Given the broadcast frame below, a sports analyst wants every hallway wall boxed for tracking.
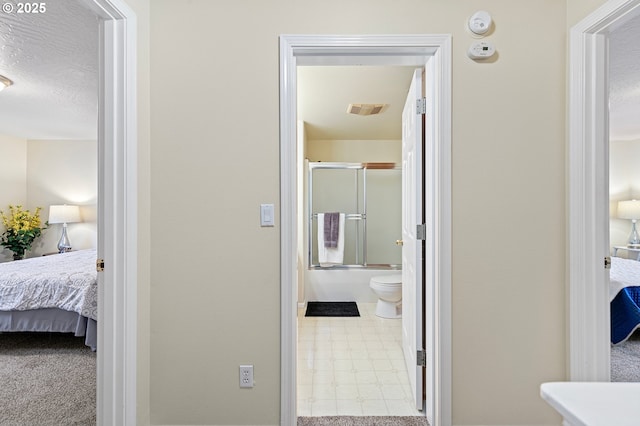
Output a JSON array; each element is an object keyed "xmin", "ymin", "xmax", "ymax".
[{"xmin": 149, "ymin": 1, "xmax": 568, "ymax": 424}]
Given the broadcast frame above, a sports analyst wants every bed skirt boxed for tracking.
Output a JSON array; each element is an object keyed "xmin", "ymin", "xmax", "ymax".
[{"xmin": 0, "ymin": 308, "xmax": 97, "ymax": 351}]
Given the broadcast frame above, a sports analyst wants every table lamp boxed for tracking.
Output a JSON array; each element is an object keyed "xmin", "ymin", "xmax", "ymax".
[
  {"xmin": 618, "ymin": 200, "xmax": 640, "ymax": 247},
  {"xmin": 48, "ymin": 205, "xmax": 81, "ymax": 253}
]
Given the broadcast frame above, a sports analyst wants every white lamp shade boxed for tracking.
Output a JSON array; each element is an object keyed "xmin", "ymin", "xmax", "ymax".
[
  {"xmin": 48, "ymin": 205, "xmax": 81, "ymax": 224},
  {"xmin": 618, "ymin": 200, "xmax": 640, "ymax": 220}
]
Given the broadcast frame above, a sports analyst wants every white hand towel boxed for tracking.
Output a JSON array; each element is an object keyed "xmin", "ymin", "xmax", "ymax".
[{"xmin": 317, "ymin": 213, "xmax": 345, "ymax": 267}]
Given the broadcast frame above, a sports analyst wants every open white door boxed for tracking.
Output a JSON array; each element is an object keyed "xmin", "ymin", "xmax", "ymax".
[{"xmin": 402, "ymin": 67, "xmax": 426, "ymax": 414}]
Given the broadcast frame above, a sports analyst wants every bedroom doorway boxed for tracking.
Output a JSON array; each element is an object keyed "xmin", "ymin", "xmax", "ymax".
[
  {"xmin": 279, "ymin": 35, "xmax": 452, "ymax": 426},
  {"xmin": 86, "ymin": 0, "xmax": 139, "ymax": 424},
  {"xmin": 568, "ymin": 0, "xmax": 640, "ymax": 382},
  {"xmin": 0, "ymin": 0, "xmax": 137, "ymax": 422}
]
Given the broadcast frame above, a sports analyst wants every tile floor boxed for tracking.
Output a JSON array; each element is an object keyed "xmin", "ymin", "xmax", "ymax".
[{"xmin": 297, "ymin": 302, "xmax": 423, "ymax": 417}]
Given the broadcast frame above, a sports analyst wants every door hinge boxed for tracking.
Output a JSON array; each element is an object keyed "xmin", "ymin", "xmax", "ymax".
[
  {"xmin": 604, "ymin": 256, "xmax": 612, "ymax": 270},
  {"xmin": 96, "ymin": 258, "xmax": 105, "ymax": 272},
  {"xmin": 417, "ymin": 349, "xmax": 426, "ymax": 367},
  {"xmin": 416, "ymin": 98, "xmax": 427, "ymax": 115},
  {"xmin": 416, "ymin": 224, "xmax": 426, "ymax": 240}
]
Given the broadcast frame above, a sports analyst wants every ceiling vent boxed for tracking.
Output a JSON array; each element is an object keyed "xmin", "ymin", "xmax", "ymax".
[{"xmin": 347, "ymin": 103, "xmax": 388, "ymax": 116}]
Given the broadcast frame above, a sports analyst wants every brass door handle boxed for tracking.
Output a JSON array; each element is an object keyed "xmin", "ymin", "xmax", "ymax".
[{"xmin": 396, "ymin": 240, "xmax": 403, "ymax": 246}]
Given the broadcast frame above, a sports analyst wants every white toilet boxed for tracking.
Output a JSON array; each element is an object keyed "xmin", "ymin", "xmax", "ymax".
[{"xmin": 369, "ymin": 274, "xmax": 402, "ymax": 319}]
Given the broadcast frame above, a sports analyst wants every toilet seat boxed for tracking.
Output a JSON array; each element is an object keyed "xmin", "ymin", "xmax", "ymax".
[{"xmin": 370, "ymin": 274, "xmax": 402, "ymax": 285}]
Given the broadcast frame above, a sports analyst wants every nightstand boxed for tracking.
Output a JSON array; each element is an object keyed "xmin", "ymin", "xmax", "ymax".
[
  {"xmin": 612, "ymin": 246, "xmax": 640, "ymax": 261},
  {"xmin": 41, "ymin": 251, "xmax": 73, "ymax": 256}
]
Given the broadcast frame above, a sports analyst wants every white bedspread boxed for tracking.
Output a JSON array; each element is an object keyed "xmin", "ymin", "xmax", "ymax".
[
  {"xmin": 0, "ymin": 249, "xmax": 97, "ymax": 320},
  {"xmin": 610, "ymin": 256, "xmax": 640, "ymax": 301}
]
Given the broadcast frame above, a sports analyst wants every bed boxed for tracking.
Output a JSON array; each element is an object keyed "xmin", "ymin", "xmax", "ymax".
[
  {"xmin": 610, "ymin": 256, "xmax": 640, "ymax": 344},
  {"xmin": 0, "ymin": 249, "xmax": 98, "ymax": 350}
]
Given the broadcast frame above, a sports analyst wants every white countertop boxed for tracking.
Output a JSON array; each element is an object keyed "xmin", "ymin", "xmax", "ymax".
[{"xmin": 541, "ymin": 382, "xmax": 640, "ymax": 426}]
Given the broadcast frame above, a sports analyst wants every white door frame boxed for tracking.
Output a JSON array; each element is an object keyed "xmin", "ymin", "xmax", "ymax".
[
  {"xmin": 279, "ymin": 34, "xmax": 452, "ymax": 426},
  {"xmin": 85, "ymin": 0, "xmax": 138, "ymax": 424},
  {"xmin": 569, "ymin": 0, "xmax": 640, "ymax": 381}
]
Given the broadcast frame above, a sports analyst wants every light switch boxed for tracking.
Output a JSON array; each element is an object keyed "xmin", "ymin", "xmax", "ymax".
[{"xmin": 260, "ymin": 204, "xmax": 274, "ymax": 227}]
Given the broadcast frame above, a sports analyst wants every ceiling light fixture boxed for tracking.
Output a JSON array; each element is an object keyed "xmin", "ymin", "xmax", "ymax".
[{"xmin": 0, "ymin": 74, "xmax": 14, "ymax": 92}]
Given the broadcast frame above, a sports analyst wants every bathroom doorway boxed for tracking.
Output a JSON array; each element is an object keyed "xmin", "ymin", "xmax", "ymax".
[
  {"xmin": 279, "ymin": 35, "xmax": 452, "ymax": 426},
  {"xmin": 297, "ymin": 64, "xmax": 423, "ymax": 419}
]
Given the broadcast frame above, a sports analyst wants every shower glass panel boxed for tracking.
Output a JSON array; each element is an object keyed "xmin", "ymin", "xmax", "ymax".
[
  {"xmin": 308, "ymin": 162, "xmax": 401, "ymax": 269},
  {"xmin": 365, "ymin": 168, "xmax": 402, "ymax": 265}
]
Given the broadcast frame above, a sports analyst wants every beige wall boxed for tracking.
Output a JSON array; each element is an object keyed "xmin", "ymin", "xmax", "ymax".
[
  {"xmin": 0, "ymin": 135, "xmax": 27, "ymax": 208},
  {"xmin": 307, "ymin": 139, "xmax": 401, "ymax": 163},
  {"xmin": 149, "ymin": 1, "xmax": 571, "ymax": 425},
  {"xmin": 567, "ymin": 0, "xmax": 609, "ymax": 27},
  {"xmin": 0, "ymin": 134, "xmax": 27, "ymax": 262},
  {"xmin": 609, "ymin": 140, "xmax": 640, "ymax": 252},
  {"xmin": 26, "ymin": 140, "xmax": 97, "ymax": 256},
  {"xmin": 0, "ymin": 137, "xmax": 96, "ymax": 260}
]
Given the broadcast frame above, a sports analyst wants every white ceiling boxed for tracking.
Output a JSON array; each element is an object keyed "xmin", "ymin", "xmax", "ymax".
[
  {"xmin": 609, "ymin": 14, "xmax": 640, "ymax": 141},
  {"xmin": 298, "ymin": 66, "xmax": 416, "ymax": 141},
  {"xmin": 0, "ymin": 7, "xmax": 638, "ymax": 142},
  {"xmin": 0, "ymin": 0, "xmax": 98, "ymax": 140}
]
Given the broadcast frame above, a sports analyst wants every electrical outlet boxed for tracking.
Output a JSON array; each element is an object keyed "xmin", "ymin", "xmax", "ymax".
[{"xmin": 239, "ymin": 365, "xmax": 254, "ymax": 388}]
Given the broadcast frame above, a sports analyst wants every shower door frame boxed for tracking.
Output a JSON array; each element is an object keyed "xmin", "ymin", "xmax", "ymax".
[
  {"xmin": 279, "ymin": 34, "xmax": 452, "ymax": 426},
  {"xmin": 308, "ymin": 161, "xmax": 403, "ymax": 269}
]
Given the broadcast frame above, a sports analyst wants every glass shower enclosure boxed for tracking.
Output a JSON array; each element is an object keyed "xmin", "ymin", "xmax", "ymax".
[{"xmin": 308, "ymin": 162, "xmax": 401, "ymax": 269}]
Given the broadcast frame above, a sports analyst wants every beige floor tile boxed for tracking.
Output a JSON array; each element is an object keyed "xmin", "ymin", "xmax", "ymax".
[
  {"xmin": 312, "ymin": 383, "xmax": 337, "ymax": 399},
  {"xmin": 361, "ymin": 399, "xmax": 390, "ymax": 416},
  {"xmin": 336, "ymin": 399, "xmax": 363, "ymax": 416},
  {"xmin": 354, "ymin": 370, "xmax": 378, "ymax": 384},
  {"xmin": 376, "ymin": 371, "xmax": 401, "ymax": 385},
  {"xmin": 357, "ymin": 383, "xmax": 384, "ymax": 400},
  {"xmin": 352, "ymin": 359, "xmax": 374, "ymax": 371},
  {"xmin": 335, "ymin": 384, "xmax": 359, "ymax": 399},
  {"xmin": 334, "ymin": 371, "xmax": 357, "ymax": 385},
  {"xmin": 385, "ymin": 398, "xmax": 421, "ymax": 416},
  {"xmin": 298, "ymin": 302, "xmax": 424, "ymax": 418},
  {"xmin": 381, "ymin": 384, "xmax": 408, "ymax": 400},
  {"xmin": 297, "ymin": 398, "xmax": 312, "ymax": 416},
  {"xmin": 310, "ymin": 399, "xmax": 337, "ymax": 416}
]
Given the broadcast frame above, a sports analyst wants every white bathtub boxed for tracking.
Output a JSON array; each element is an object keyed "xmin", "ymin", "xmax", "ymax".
[{"xmin": 303, "ymin": 268, "xmax": 401, "ymax": 303}]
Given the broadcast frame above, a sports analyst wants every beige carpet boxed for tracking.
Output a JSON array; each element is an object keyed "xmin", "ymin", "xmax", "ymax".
[
  {"xmin": 612, "ymin": 329, "xmax": 640, "ymax": 382},
  {"xmin": 298, "ymin": 417, "xmax": 429, "ymax": 426},
  {"xmin": 0, "ymin": 332, "xmax": 96, "ymax": 426}
]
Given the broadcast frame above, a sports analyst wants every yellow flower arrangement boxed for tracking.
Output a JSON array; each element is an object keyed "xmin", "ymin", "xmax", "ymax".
[{"xmin": 0, "ymin": 205, "xmax": 47, "ymax": 260}]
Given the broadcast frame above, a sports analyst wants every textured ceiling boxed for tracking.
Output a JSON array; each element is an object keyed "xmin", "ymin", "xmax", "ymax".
[
  {"xmin": 0, "ymin": 0, "xmax": 98, "ymax": 140},
  {"xmin": 0, "ymin": 6, "xmax": 638, "ymax": 142},
  {"xmin": 610, "ymin": 13, "xmax": 640, "ymax": 141}
]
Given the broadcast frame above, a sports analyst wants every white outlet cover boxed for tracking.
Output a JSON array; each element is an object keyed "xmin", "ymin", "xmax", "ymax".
[{"xmin": 239, "ymin": 365, "xmax": 254, "ymax": 388}]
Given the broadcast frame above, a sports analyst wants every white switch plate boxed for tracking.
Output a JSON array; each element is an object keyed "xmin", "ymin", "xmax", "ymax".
[{"xmin": 260, "ymin": 204, "xmax": 274, "ymax": 227}]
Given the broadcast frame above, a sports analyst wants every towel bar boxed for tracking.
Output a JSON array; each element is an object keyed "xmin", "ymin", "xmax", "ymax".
[{"xmin": 311, "ymin": 213, "xmax": 365, "ymax": 220}]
